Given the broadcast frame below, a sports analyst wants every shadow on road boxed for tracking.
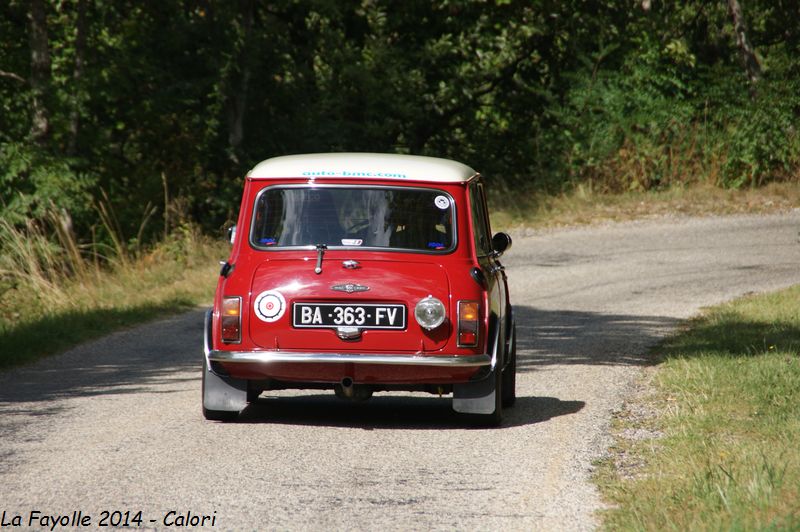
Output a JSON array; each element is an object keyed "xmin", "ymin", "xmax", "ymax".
[
  {"xmin": 0, "ymin": 305, "xmax": 678, "ymax": 407},
  {"xmin": 514, "ymin": 305, "xmax": 679, "ymax": 369},
  {"xmin": 235, "ymin": 393, "xmax": 585, "ymax": 430},
  {"xmin": 0, "ymin": 310, "xmax": 204, "ymax": 405}
]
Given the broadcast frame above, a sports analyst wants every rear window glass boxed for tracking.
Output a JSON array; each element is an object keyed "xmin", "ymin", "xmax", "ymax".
[{"xmin": 250, "ymin": 186, "xmax": 455, "ymax": 251}]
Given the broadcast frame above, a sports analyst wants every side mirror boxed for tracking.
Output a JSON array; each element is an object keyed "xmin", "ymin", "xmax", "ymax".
[
  {"xmin": 491, "ymin": 232, "xmax": 512, "ymax": 257},
  {"xmin": 227, "ymin": 224, "xmax": 237, "ymax": 245}
]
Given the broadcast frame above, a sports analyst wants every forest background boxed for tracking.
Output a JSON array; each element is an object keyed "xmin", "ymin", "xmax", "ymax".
[{"xmin": 0, "ymin": 0, "xmax": 798, "ymax": 312}]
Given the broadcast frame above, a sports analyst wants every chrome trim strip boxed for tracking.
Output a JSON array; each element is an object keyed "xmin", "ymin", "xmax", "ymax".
[
  {"xmin": 203, "ymin": 309, "xmax": 213, "ymax": 369},
  {"xmin": 248, "ymin": 184, "xmax": 458, "ymax": 254},
  {"xmin": 208, "ymin": 350, "xmax": 491, "ymax": 367}
]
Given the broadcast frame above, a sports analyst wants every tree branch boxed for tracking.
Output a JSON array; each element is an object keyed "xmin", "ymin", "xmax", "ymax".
[{"xmin": 0, "ymin": 69, "xmax": 26, "ymax": 84}]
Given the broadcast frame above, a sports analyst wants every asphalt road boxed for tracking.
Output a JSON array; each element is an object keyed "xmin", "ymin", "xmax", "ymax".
[{"xmin": 1, "ymin": 213, "xmax": 799, "ymax": 531}]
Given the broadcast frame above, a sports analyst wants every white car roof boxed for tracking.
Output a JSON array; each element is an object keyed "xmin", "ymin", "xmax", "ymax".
[{"xmin": 247, "ymin": 153, "xmax": 478, "ymax": 183}]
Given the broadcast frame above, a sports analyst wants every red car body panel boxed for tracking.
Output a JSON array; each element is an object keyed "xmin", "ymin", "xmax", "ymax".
[{"xmin": 211, "ymin": 178, "xmax": 489, "ymax": 384}]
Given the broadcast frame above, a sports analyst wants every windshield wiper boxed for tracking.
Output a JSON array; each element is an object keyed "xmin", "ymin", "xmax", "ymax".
[{"xmin": 314, "ymin": 244, "xmax": 327, "ymax": 274}]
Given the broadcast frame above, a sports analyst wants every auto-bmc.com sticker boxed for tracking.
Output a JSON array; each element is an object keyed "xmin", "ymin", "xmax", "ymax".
[{"xmin": 254, "ymin": 290, "xmax": 286, "ymax": 322}]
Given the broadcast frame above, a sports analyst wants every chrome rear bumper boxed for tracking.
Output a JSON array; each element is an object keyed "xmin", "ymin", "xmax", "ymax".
[{"xmin": 207, "ymin": 350, "xmax": 491, "ymax": 367}]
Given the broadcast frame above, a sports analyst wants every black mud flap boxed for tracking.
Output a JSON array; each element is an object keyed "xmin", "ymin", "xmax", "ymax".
[
  {"xmin": 452, "ymin": 323, "xmax": 501, "ymax": 415},
  {"xmin": 203, "ymin": 363, "xmax": 247, "ymax": 412},
  {"xmin": 452, "ymin": 370, "xmax": 498, "ymax": 414},
  {"xmin": 203, "ymin": 310, "xmax": 247, "ymax": 414}
]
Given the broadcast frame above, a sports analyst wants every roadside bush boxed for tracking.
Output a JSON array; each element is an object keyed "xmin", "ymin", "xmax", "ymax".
[
  {"xmin": 720, "ymin": 79, "xmax": 800, "ymax": 187},
  {"xmin": 0, "ymin": 142, "xmax": 96, "ymax": 229}
]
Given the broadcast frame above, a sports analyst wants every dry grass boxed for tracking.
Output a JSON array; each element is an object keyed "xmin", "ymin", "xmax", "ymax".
[
  {"xmin": 490, "ymin": 181, "xmax": 800, "ymax": 230},
  {"xmin": 0, "ymin": 213, "xmax": 226, "ymax": 368}
]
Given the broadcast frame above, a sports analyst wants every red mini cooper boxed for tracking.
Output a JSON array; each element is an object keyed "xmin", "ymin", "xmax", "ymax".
[{"xmin": 203, "ymin": 153, "xmax": 515, "ymax": 424}]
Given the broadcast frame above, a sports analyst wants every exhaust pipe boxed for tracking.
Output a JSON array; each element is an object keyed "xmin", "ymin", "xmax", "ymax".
[
  {"xmin": 338, "ymin": 377, "xmax": 355, "ymax": 399},
  {"xmin": 334, "ymin": 377, "xmax": 373, "ymax": 401}
]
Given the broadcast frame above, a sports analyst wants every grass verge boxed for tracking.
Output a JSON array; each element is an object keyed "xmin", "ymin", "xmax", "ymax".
[
  {"xmin": 0, "ymin": 226, "xmax": 225, "ymax": 369},
  {"xmin": 490, "ymin": 181, "xmax": 800, "ymax": 229},
  {"xmin": 597, "ymin": 285, "xmax": 800, "ymax": 530}
]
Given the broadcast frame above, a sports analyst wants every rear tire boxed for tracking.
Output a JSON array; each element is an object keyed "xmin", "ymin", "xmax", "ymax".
[
  {"xmin": 247, "ymin": 385, "xmax": 261, "ymax": 403},
  {"xmin": 502, "ymin": 323, "xmax": 517, "ymax": 408},
  {"xmin": 471, "ymin": 365, "xmax": 503, "ymax": 427}
]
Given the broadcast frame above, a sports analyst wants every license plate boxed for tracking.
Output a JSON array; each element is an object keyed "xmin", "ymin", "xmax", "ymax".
[{"xmin": 293, "ymin": 303, "xmax": 406, "ymax": 329}]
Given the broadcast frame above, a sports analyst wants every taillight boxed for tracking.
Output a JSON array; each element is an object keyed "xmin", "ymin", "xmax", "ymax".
[
  {"xmin": 220, "ymin": 296, "xmax": 241, "ymax": 343},
  {"xmin": 457, "ymin": 300, "xmax": 479, "ymax": 347}
]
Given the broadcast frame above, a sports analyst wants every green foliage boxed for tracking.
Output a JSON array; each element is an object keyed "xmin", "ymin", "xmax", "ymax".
[
  {"xmin": 722, "ymin": 78, "xmax": 800, "ymax": 187},
  {"xmin": 0, "ymin": 0, "xmax": 798, "ymax": 246},
  {"xmin": 0, "ymin": 142, "xmax": 96, "ymax": 227},
  {"xmin": 554, "ymin": 2, "xmax": 800, "ymax": 192}
]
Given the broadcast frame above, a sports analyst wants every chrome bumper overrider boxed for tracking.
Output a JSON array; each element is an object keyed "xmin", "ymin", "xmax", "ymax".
[{"xmin": 207, "ymin": 350, "xmax": 491, "ymax": 367}]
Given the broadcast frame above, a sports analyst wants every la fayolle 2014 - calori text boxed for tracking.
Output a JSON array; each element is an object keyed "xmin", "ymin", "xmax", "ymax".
[{"xmin": 1, "ymin": 509, "xmax": 217, "ymax": 529}]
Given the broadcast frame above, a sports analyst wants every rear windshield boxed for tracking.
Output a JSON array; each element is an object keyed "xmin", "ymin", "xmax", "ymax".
[{"xmin": 250, "ymin": 186, "xmax": 455, "ymax": 252}]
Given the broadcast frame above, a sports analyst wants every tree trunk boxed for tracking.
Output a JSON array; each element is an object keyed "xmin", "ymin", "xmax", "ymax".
[
  {"xmin": 28, "ymin": 0, "xmax": 51, "ymax": 143},
  {"xmin": 67, "ymin": 0, "xmax": 87, "ymax": 155},
  {"xmin": 226, "ymin": 0, "xmax": 255, "ymax": 164},
  {"xmin": 727, "ymin": 0, "xmax": 761, "ymax": 96}
]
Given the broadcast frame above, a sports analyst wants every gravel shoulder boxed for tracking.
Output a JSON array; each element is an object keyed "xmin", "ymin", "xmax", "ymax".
[{"xmin": 1, "ymin": 212, "xmax": 798, "ymax": 531}]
